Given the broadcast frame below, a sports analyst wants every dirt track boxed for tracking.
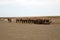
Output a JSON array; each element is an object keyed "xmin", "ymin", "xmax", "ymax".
[{"xmin": 0, "ymin": 22, "xmax": 60, "ymax": 40}]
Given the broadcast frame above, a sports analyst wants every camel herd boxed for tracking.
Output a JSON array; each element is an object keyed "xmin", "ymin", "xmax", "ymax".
[
  {"xmin": 0, "ymin": 18, "xmax": 52, "ymax": 24},
  {"xmin": 16, "ymin": 19, "xmax": 52, "ymax": 24}
]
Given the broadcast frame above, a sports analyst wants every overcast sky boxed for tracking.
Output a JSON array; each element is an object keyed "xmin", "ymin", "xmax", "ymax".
[{"xmin": 0, "ymin": 0, "xmax": 60, "ymax": 17}]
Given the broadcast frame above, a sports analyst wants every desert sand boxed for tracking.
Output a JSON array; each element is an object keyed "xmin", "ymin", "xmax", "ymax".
[{"xmin": 0, "ymin": 21, "xmax": 60, "ymax": 40}]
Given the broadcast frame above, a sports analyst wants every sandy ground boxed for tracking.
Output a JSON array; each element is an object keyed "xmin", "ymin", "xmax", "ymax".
[{"xmin": 0, "ymin": 21, "xmax": 60, "ymax": 40}]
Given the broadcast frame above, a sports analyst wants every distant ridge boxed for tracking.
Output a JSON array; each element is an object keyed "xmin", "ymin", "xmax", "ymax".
[{"xmin": 0, "ymin": 16, "xmax": 60, "ymax": 18}]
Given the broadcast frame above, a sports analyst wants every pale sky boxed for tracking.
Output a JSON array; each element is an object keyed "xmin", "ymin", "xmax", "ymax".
[{"xmin": 0, "ymin": 0, "xmax": 60, "ymax": 17}]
